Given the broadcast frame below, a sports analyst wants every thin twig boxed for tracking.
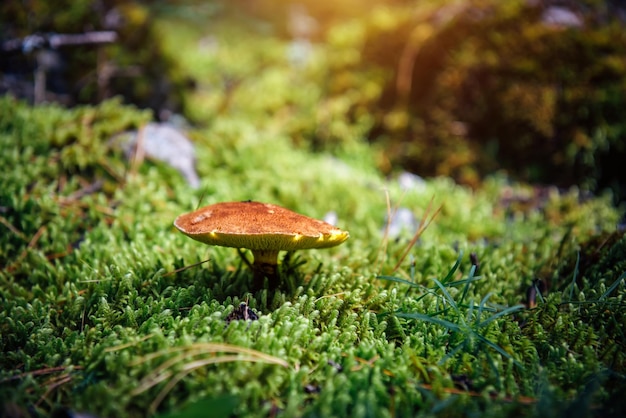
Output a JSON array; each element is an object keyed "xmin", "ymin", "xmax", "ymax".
[
  {"xmin": 375, "ymin": 187, "xmax": 410, "ymax": 273},
  {"xmin": 4, "ymin": 225, "xmax": 47, "ymax": 272},
  {"xmin": 1, "ymin": 31, "xmax": 117, "ymax": 53},
  {"xmin": 0, "ymin": 366, "xmax": 83, "ymax": 384},
  {"xmin": 98, "ymin": 158, "xmax": 124, "ymax": 184},
  {"xmin": 59, "ymin": 179, "xmax": 104, "ymax": 203},
  {"xmin": 418, "ymin": 382, "xmax": 536, "ymax": 405},
  {"xmin": 35, "ymin": 374, "xmax": 73, "ymax": 407},
  {"xmin": 392, "ymin": 197, "xmax": 442, "ymax": 274},
  {"xmin": 162, "ymin": 258, "xmax": 211, "ymax": 277},
  {"xmin": 104, "ymin": 334, "xmax": 155, "ymax": 352},
  {"xmin": 128, "ymin": 124, "xmax": 147, "ymax": 181},
  {"xmin": 374, "ymin": 188, "xmax": 393, "ymax": 274},
  {"xmin": 314, "ymin": 292, "xmax": 349, "ymax": 302},
  {"xmin": 0, "ymin": 215, "xmax": 28, "ymax": 241}
]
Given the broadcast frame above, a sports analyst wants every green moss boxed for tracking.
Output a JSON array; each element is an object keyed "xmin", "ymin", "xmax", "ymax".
[{"xmin": 1, "ymin": 12, "xmax": 625, "ymax": 418}]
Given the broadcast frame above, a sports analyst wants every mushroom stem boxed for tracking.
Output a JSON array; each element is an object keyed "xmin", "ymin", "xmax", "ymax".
[
  {"xmin": 251, "ymin": 250, "xmax": 280, "ymax": 266},
  {"xmin": 250, "ymin": 250, "xmax": 280, "ymax": 290}
]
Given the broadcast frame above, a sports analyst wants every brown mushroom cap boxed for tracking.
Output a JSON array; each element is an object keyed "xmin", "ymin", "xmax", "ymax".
[{"xmin": 174, "ymin": 201, "xmax": 349, "ymax": 251}]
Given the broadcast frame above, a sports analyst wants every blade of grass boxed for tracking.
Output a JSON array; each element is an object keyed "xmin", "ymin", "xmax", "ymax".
[
  {"xmin": 458, "ymin": 264, "xmax": 477, "ymax": 306},
  {"xmin": 474, "ymin": 332, "xmax": 521, "ymax": 367},
  {"xmin": 599, "ymin": 271, "xmax": 626, "ymax": 301},
  {"xmin": 483, "ymin": 348, "xmax": 502, "ymax": 386},
  {"xmin": 431, "ymin": 393, "xmax": 460, "ymax": 413},
  {"xmin": 445, "ymin": 275, "xmax": 482, "ymax": 288},
  {"xmin": 533, "ymin": 280, "xmax": 545, "ymax": 305},
  {"xmin": 478, "ymin": 292, "xmax": 494, "ymax": 323},
  {"xmin": 457, "ymin": 303, "xmax": 497, "ymax": 313},
  {"xmin": 376, "ymin": 275, "xmax": 421, "ymax": 288},
  {"xmin": 466, "ymin": 298, "xmax": 475, "ymax": 327},
  {"xmin": 479, "ymin": 304, "xmax": 525, "ymax": 328},
  {"xmin": 441, "ymin": 251, "xmax": 464, "ymax": 285},
  {"xmin": 568, "ymin": 251, "xmax": 581, "ymax": 301},
  {"xmin": 148, "ymin": 355, "xmax": 279, "ymax": 414},
  {"xmin": 396, "ymin": 312, "xmax": 462, "ymax": 333},
  {"xmin": 130, "ymin": 343, "xmax": 289, "ymax": 395},
  {"xmin": 432, "ymin": 278, "xmax": 459, "ymax": 313},
  {"xmin": 131, "ymin": 343, "xmax": 288, "ymax": 367},
  {"xmin": 438, "ymin": 342, "xmax": 466, "ymax": 366}
]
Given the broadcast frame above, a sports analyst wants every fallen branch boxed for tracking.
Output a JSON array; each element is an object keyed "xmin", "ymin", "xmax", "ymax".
[{"xmin": 2, "ymin": 31, "xmax": 117, "ymax": 54}]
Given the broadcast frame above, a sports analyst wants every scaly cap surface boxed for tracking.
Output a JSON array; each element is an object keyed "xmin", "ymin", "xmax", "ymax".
[{"xmin": 174, "ymin": 201, "xmax": 349, "ymax": 251}]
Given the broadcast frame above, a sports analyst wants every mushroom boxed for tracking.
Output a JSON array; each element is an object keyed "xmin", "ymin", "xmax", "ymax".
[{"xmin": 174, "ymin": 201, "xmax": 349, "ymax": 287}]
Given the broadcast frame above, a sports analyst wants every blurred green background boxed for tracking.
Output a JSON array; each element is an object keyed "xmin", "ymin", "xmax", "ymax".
[{"xmin": 2, "ymin": 0, "xmax": 625, "ymax": 202}]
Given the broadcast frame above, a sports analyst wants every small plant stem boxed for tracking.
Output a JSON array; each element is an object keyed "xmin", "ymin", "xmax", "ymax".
[{"xmin": 392, "ymin": 197, "xmax": 442, "ymax": 273}]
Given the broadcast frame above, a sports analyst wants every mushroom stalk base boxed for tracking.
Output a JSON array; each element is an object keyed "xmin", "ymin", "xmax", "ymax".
[{"xmin": 251, "ymin": 250, "xmax": 280, "ymax": 290}]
